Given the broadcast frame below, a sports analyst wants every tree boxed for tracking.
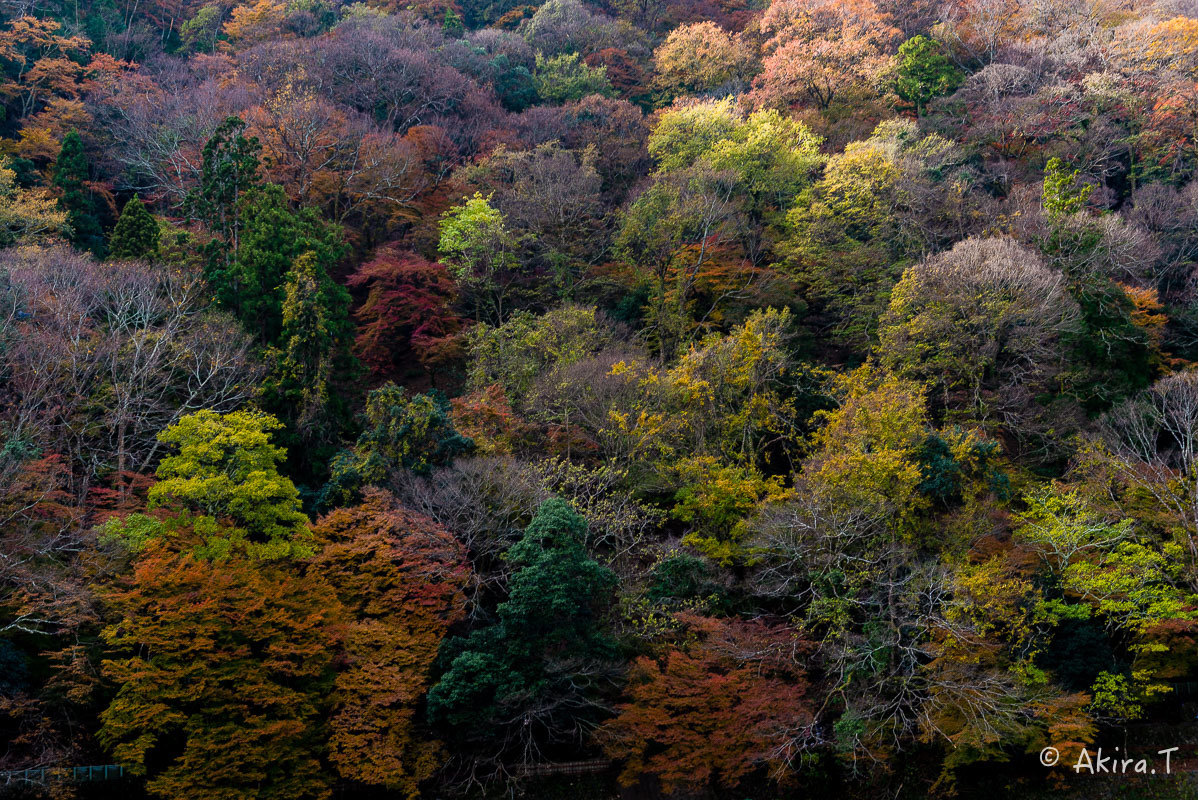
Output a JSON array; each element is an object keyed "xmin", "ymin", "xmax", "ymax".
[
  {"xmin": 226, "ymin": 183, "xmax": 348, "ymax": 344},
  {"xmin": 780, "ymin": 137, "xmax": 907, "ymax": 351},
  {"xmin": 0, "ymin": 155, "xmax": 67, "ymax": 245},
  {"xmin": 261, "ymin": 251, "xmax": 354, "ymax": 462},
  {"xmin": 347, "ymin": 245, "xmax": 463, "ymax": 382},
  {"xmin": 463, "ymin": 305, "xmax": 621, "ymax": 407},
  {"xmin": 108, "ymin": 194, "xmax": 160, "ymax": 259},
  {"xmin": 652, "ymin": 22, "xmax": 756, "ymax": 98},
  {"xmin": 426, "ymin": 499, "xmax": 618, "ymax": 762},
  {"xmin": 456, "ymin": 142, "xmax": 607, "ymax": 298},
  {"xmin": 438, "ymin": 193, "xmax": 525, "ymax": 324},
  {"xmin": 311, "ymin": 489, "xmax": 470, "ymax": 796},
  {"xmin": 751, "ymin": 0, "xmax": 898, "ymax": 110},
  {"xmin": 104, "ymin": 410, "xmax": 313, "ymax": 561},
  {"xmin": 181, "ymin": 4, "xmax": 224, "ymax": 53},
  {"xmin": 878, "ymin": 237, "xmax": 1081, "ymax": 432},
  {"xmin": 617, "ymin": 163, "xmax": 745, "ymax": 357},
  {"xmin": 53, "ymin": 130, "xmax": 105, "ymax": 256},
  {"xmin": 1042, "ymin": 157, "xmax": 1094, "ymax": 219},
  {"xmin": 894, "ymin": 34, "xmax": 962, "ymax": 115},
  {"xmin": 601, "ymin": 614, "xmax": 818, "ymax": 794},
  {"xmin": 1, "ymin": 247, "xmax": 262, "ymax": 491},
  {"xmin": 189, "ymin": 116, "xmax": 262, "ymax": 291},
  {"xmin": 647, "ymin": 100, "xmax": 825, "ymax": 246},
  {"xmin": 99, "ymin": 539, "xmax": 338, "ymax": 800},
  {"xmin": 323, "ymin": 384, "xmax": 474, "ymax": 506},
  {"xmin": 533, "ymin": 52, "xmax": 614, "ymax": 105}
]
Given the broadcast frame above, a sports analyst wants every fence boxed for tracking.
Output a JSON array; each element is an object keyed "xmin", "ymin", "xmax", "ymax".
[{"xmin": 1, "ymin": 765, "xmax": 126, "ymax": 786}]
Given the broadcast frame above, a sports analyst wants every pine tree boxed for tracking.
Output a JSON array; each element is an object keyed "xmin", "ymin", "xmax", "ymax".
[
  {"xmin": 108, "ymin": 195, "xmax": 160, "ymax": 260},
  {"xmin": 427, "ymin": 499, "xmax": 617, "ymax": 753},
  {"xmin": 53, "ymin": 131, "xmax": 106, "ymax": 257}
]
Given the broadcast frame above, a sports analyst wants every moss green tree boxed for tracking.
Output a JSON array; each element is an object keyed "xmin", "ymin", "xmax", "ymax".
[
  {"xmin": 108, "ymin": 195, "xmax": 160, "ymax": 260},
  {"xmin": 102, "ymin": 410, "xmax": 313, "ymax": 560}
]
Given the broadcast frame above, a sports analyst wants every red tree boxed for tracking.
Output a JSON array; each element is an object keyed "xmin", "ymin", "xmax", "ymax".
[
  {"xmin": 602, "ymin": 613, "xmax": 820, "ymax": 794},
  {"xmin": 348, "ymin": 244, "xmax": 465, "ymax": 383}
]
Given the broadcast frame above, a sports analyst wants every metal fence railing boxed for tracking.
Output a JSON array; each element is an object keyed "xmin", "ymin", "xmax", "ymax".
[{"xmin": 1, "ymin": 765, "xmax": 126, "ymax": 786}]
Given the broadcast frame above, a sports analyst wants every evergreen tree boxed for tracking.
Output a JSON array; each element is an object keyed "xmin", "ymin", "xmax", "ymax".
[
  {"xmin": 262, "ymin": 251, "xmax": 356, "ymax": 473},
  {"xmin": 427, "ymin": 499, "xmax": 618, "ymax": 754},
  {"xmin": 189, "ymin": 116, "xmax": 262, "ymax": 293},
  {"xmin": 108, "ymin": 195, "xmax": 160, "ymax": 260},
  {"xmin": 226, "ymin": 183, "xmax": 346, "ymax": 344},
  {"xmin": 53, "ymin": 131, "xmax": 106, "ymax": 256}
]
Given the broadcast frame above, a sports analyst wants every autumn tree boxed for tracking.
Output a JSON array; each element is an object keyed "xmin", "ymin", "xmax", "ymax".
[
  {"xmin": 311, "ymin": 489, "xmax": 470, "ymax": 796},
  {"xmin": 99, "ymin": 538, "xmax": 338, "ymax": 800},
  {"xmin": 0, "ymin": 155, "xmax": 67, "ymax": 244},
  {"xmin": 533, "ymin": 52, "xmax": 614, "ymax": 105},
  {"xmin": 601, "ymin": 614, "xmax": 818, "ymax": 794},
  {"xmin": 878, "ymin": 237, "xmax": 1081, "ymax": 435},
  {"xmin": 0, "ymin": 247, "xmax": 261, "ymax": 490},
  {"xmin": 751, "ymin": 0, "xmax": 899, "ymax": 110},
  {"xmin": 652, "ymin": 22, "xmax": 757, "ymax": 99},
  {"xmin": 455, "ymin": 142, "xmax": 608, "ymax": 298},
  {"xmin": 780, "ymin": 136, "xmax": 905, "ymax": 350},
  {"xmin": 348, "ymin": 245, "xmax": 463, "ymax": 382}
]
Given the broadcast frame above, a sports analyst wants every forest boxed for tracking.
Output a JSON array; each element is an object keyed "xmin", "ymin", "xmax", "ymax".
[{"xmin": 3, "ymin": 0, "xmax": 1198, "ymax": 798}]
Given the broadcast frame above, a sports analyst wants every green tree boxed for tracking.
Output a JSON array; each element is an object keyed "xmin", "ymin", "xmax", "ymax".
[
  {"xmin": 103, "ymin": 410, "xmax": 313, "ymax": 560},
  {"xmin": 189, "ymin": 116, "xmax": 262, "ymax": 298},
  {"xmin": 781, "ymin": 138, "xmax": 908, "ymax": 351},
  {"xmin": 260, "ymin": 247, "xmax": 355, "ymax": 474},
  {"xmin": 894, "ymin": 35, "xmax": 962, "ymax": 116},
  {"xmin": 228, "ymin": 183, "xmax": 347, "ymax": 343},
  {"xmin": 1042, "ymin": 158, "xmax": 1094, "ymax": 219},
  {"xmin": 323, "ymin": 384, "xmax": 473, "ymax": 507},
  {"xmin": 53, "ymin": 130, "xmax": 105, "ymax": 256},
  {"xmin": 108, "ymin": 195, "xmax": 160, "ymax": 260},
  {"xmin": 427, "ymin": 499, "xmax": 618, "ymax": 754},
  {"xmin": 438, "ymin": 192, "xmax": 525, "ymax": 324},
  {"xmin": 533, "ymin": 52, "xmax": 613, "ymax": 105}
]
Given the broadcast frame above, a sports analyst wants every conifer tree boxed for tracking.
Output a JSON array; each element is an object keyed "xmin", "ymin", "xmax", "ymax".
[
  {"xmin": 54, "ymin": 131, "xmax": 105, "ymax": 256},
  {"xmin": 109, "ymin": 195, "xmax": 160, "ymax": 260}
]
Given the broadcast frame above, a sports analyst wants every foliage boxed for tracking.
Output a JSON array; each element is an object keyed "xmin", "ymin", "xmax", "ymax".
[
  {"xmin": 312, "ymin": 490, "xmax": 469, "ymax": 795},
  {"xmin": 99, "ymin": 540, "xmax": 338, "ymax": 800},
  {"xmin": 0, "ymin": 156, "xmax": 67, "ymax": 244},
  {"xmin": 438, "ymin": 192, "xmax": 525, "ymax": 324},
  {"xmin": 103, "ymin": 410, "xmax": 312, "ymax": 561},
  {"xmin": 348, "ymin": 245, "xmax": 463, "ymax": 381},
  {"xmin": 53, "ymin": 130, "xmax": 105, "ymax": 256},
  {"xmin": 601, "ymin": 614, "xmax": 816, "ymax": 793},
  {"xmin": 894, "ymin": 35, "xmax": 962, "ymax": 115},
  {"xmin": 533, "ymin": 52, "xmax": 614, "ymax": 105},
  {"xmin": 427, "ymin": 499, "xmax": 618, "ymax": 753},
  {"xmin": 108, "ymin": 194, "xmax": 159, "ymax": 259},
  {"xmin": 324, "ymin": 384, "xmax": 473, "ymax": 506}
]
